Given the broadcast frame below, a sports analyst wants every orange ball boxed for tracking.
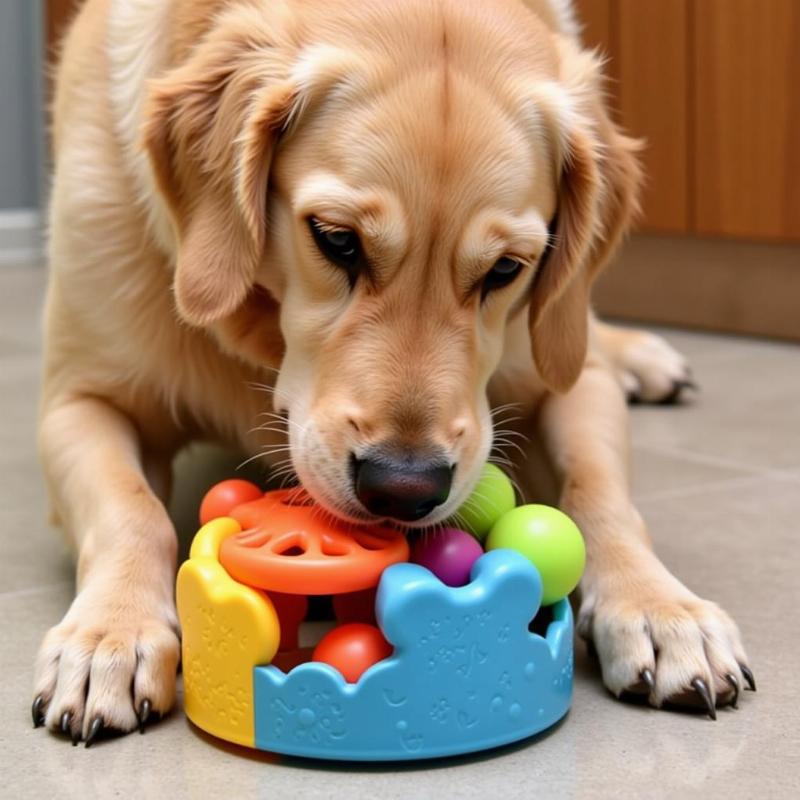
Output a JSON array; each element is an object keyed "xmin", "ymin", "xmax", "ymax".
[
  {"xmin": 199, "ymin": 479, "xmax": 263, "ymax": 524},
  {"xmin": 312, "ymin": 623, "xmax": 392, "ymax": 683}
]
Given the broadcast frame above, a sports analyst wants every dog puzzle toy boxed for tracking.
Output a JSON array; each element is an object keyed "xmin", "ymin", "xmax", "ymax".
[
  {"xmin": 312, "ymin": 623, "xmax": 393, "ymax": 682},
  {"xmin": 177, "ymin": 465, "xmax": 584, "ymax": 760},
  {"xmin": 410, "ymin": 526, "xmax": 484, "ymax": 586},
  {"xmin": 487, "ymin": 504, "xmax": 585, "ymax": 606},
  {"xmin": 455, "ymin": 463, "xmax": 517, "ymax": 540}
]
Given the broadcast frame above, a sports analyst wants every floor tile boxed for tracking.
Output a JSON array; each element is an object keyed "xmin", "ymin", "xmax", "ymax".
[
  {"xmin": 0, "ymin": 358, "xmax": 41, "ymax": 454},
  {"xmin": 0, "ymin": 266, "xmax": 47, "ymax": 350},
  {"xmin": 630, "ymin": 444, "xmax": 755, "ymax": 502},
  {"xmin": 629, "ymin": 343, "xmax": 800, "ymax": 471},
  {"xmin": 3, "ymin": 266, "xmax": 799, "ymax": 798}
]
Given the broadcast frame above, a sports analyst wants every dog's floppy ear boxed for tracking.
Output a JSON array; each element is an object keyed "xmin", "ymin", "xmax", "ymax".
[
  {"xmin": 142, "ymin": 14, "xmax": 296, "ymax": 326},
  {"xmin": 527, "ymin": 44, "xmax": 642, "ymax": 393}
]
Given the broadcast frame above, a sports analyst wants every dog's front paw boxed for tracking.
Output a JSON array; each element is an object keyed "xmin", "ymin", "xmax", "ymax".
[
  {"xmin": 579, "ymin": 570, "xmax": 754, "ymax": 718},
  {"xmin": 31, "ymin": 587, "xmax": 179, "ymax": 746},
  {"xmin": 614, "ymin": 330, "xmax": 695, "ymax": 404}
]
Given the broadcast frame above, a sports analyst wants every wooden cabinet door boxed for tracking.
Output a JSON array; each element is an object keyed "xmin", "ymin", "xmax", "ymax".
[
  {"xmin": 693, "ymin": 0, "xmax": 800, "ymax": 241},
  {"xmin": 613, "ymin": 0, "xmax": 690, "ymax": 233},
  {"xmin": 575, "ymin": 0, "xmax": 800, "ymax": 339},
  {"xmin": 574, "ymin": 0, "xmax": 690, "ymax": 234},
  {"xmin": 576, "ymin": 0, "xmax": 800, "ymax": 243}
]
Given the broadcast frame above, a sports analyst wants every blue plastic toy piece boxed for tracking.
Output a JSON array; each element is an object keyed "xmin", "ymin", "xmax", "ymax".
[{"xmin": 253, "ymin": 549, "xmax": 574, "ymax": 760}]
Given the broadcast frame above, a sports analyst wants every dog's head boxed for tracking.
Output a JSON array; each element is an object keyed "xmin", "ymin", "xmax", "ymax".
[{"xmin": 144, "ymin": 0, "xmax": 639, "ymax": 526}]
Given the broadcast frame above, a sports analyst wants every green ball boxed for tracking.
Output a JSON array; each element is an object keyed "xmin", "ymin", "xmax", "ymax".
[
  {"xmin": 452, "ymin": 464, "xmax": 516, "ymax": 541},
  {"xmin": 486, "ymin": 504, "xmax": 585, "ymax": 605}
]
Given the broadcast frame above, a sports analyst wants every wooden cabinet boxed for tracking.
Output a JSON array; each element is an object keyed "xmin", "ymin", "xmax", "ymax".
[
  {"xmin": 613, "ymin": 0, "xmax": 690, "ymax": 233},
  {"xmin": 576, "ymin": 0, "xmax": 800, "ymax": 340},
  {"xmin": 576, "ymin": 0, "xmax": 800, "ymax": 243},
  {"xmin": 693, "ymin": 0, "xmax": 800, "ymax": 240}
]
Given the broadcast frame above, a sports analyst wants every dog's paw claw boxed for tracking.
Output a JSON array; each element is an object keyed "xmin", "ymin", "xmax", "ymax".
[
  {"xmin": 31, "ymin": 695, "xmax": 46, "ymax": 728},
  {"xmin": 691, "ymin": 677, "xmax": 717, "ymax": 720},
  {"xmin": 84, "ymin": 717, "xmax": 104, "ymax": 749},
  {"xmin": 725, "ymin": 673, "xmax": 740, "ymax": 708},
  {"xmin": 57, "ymin": 709, "xmax": 82, "ymax": 745},
  {"xmin": 740, "ymin": 663, "xmax": 757, "ymax": 691},
  {"xmin": 657, "ymin": 378, "xmax": 699, "ymax": 405},
  {"xmin": 619, "ymin": 667, "xmax": 655, "ymax": 698},
  {"xmin": 137, "ymin": 699, "xmax": 152, "ymax": 734}
]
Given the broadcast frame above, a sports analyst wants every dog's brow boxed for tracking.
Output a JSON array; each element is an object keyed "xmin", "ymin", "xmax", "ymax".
[
  {"xmin": 293, "ymin": 175, "xmax": 374, "ymax": 220},
  {"xmin": 293, "ymin": 175, "xmax": 408, "ymax": 265},
  {"xmin": 460, "ymin": 210, "xmax": 550, "ymax": 271}
]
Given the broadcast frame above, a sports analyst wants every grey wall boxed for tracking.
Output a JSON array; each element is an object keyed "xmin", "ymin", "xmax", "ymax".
[{"xmin": 0, "ymin": 0, "xmax": 45, "ymax": 211}]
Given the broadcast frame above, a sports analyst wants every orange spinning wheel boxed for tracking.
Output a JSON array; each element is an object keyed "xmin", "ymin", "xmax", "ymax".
[{"xmin": 217, "ymin": 488, "xmax": 409, "ymax": 594}]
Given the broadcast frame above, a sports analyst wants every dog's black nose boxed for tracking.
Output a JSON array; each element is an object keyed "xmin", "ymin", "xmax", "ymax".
[{"xmin": 353, "ymin": 454, "xmax": 452, "ymax": 521}]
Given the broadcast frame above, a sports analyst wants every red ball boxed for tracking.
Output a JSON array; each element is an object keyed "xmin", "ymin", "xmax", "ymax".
[
  {"xmin": 312, "ymin": 623, "xmax": 392, "ymax": 683},
  {"xmin": 199, "ymin": 479, "xmax": 263, "ymax": 524}
]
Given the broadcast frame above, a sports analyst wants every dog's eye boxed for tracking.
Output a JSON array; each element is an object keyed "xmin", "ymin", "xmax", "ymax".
[
  {"xmin": 481, "ymin": 256, "xmax": 524, "ymax": 298},
  {"xmin": 309, "ymin": 217, "xmax": 361, "ymax": 276}
]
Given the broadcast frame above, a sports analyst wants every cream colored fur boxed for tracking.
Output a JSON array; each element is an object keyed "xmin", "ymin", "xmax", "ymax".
[{"xmin": 34, "ymin": 0, "xmax": 750, "ymax": 743}]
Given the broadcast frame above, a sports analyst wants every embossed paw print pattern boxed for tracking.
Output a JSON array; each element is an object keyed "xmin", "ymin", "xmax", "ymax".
[
  {"xmin": 253, "ymin": 549, "xmax": 575, "ymax": 760},
  {"xmin": 269, "ymin": 686, "xmax": 348, "ymax": 745}
]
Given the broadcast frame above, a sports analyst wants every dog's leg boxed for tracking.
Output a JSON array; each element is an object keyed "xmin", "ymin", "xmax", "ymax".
[
  {"xmin": 536, "ymin": 359, "xmax": 753, "ymax": 715},
  {"xmin": 595, "ymin": 320, "xmax": 696, "ymax": 404},
  {"xmin": 32, "ymin": 396, "xmax": 180, "ymax": 744}
]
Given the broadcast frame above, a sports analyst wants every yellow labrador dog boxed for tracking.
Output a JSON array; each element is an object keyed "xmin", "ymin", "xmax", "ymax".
[{"xmin": 34, "ymin": 0, "xmax": 752, "ymax": 745}]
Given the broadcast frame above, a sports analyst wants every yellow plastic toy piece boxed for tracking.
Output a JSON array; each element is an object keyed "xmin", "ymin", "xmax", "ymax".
[{"xmin": 176, "ymin": 517, "xmax": 280, "ymax": 747}]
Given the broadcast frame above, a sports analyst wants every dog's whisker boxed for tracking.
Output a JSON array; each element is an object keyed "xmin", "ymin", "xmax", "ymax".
[
  {"xmin": 237, "ymin": 450, "xmax": 275, "ymax": 471},
  {"xmin": 257, "ymin": 450, "xmax": 293, "ymax": 462},
  {"xmin": 490, "ymin": 401, "xmax": 523, "ymax": 416},
  {"xmin": 492, "ymin": 431, "xmax": 525, "ymax": 446},
  {"xmin": 271, "ymin": 464, "xmax": 298, "ymax": 479},
  {"xmin": 248, "ymin": 424, "xmax": 292, "ymax": 436},
  {"xmin": 251, "ymin": 413, "xmax": 308, "ymax": 435},
  {"xmin": 492, "ymin": 424, "xmax": 529, "ymax": 439},
  {"xmin": 457, "ymin": 488, "xmax": 502, "ymax": 517},
  {"xmin": 278, "ymin": 473, "xmax": 299, "ymax": 490},
  {"xmin": 257, "ymin": 410, "xmax": 305, "ymax": 426},
  {"xmin": 492, "ymin": 435, "xmax": 527, "ymax": 448},
  {"xmin": 503, "ymin": 473, "xmax": 525, "ymax": 503},
  {"xmin": 267, "ymin": 463, "xmax": 295, "ymax": 478},
  {"xmin": 491, "ymin": 440, "xmax": 527, "ymax": 460},
  {"xmin": 490, "ymin": 412, "xmax": 524, "ymax": 424},
  {"xmin": 266, "ymin": 453, "xmax": 294, "ymax": 463},
  {"xmin": 247, "ymin": 381, "xmax": 293, "ymax": 404}
]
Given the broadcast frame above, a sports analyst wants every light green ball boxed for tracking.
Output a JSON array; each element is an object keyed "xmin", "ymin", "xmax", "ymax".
[
  {"xmin": 486, "ymin": 504, "xmax": 585, "ymax": 605},
  {"xmin": 452, "ymin": 464, "xmax": 516, "ymax": 541}
]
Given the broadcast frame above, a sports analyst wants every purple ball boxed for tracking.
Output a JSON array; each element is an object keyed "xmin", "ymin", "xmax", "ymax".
[{"xmin": 411, "ymin": 527, "xmax": 484, "ymax": 587}]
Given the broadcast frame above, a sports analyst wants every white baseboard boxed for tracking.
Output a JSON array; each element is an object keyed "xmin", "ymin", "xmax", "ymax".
[{"xmin": 0, "ymin": 209, "xmax": 44, "ymax": 267}]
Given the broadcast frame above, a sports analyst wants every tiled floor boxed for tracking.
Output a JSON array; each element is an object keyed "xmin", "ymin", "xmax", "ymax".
[{"xmin": 2, "ymin": 265, "xmax": 799, "ymax": 798}]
